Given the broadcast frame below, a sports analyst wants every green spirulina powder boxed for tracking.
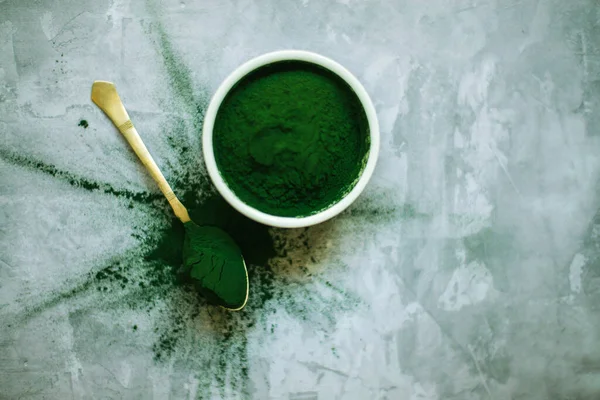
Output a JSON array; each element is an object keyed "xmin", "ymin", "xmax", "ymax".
[
  {"xmin": 182, "ymin": 222, "xmax": 247, "ymax": 310},
  {"xmin": 213, "ymin": 61, "xmax": 370, "ymax": 217}
]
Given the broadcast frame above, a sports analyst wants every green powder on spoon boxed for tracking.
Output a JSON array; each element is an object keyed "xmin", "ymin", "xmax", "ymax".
[
  {"xmin": 182, "ymin": 222, "xmax": 248, "ymax": 310},
  {"xmin": 213, "ymin": 60, "xmax": 370, "ymax": 217}
]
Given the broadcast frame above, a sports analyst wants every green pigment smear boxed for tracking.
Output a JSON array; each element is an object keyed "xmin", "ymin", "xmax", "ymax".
[
  {"xmin": 213, "ymin": 61, "xmax": 370, "ymax": 217},
  {"xmin": 0, "ymin": 148, "xmax": 162, "ymax": 205}
]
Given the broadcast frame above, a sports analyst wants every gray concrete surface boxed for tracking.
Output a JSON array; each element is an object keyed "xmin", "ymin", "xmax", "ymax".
[{"xmin": 1, "ymin": 0, "xmax": 600, "ymax": 399}]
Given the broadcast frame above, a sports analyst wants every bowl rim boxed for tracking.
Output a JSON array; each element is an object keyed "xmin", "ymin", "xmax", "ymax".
[{"xmin": 202, "ymin": 49, "xmax": 380, "ymax": 228}]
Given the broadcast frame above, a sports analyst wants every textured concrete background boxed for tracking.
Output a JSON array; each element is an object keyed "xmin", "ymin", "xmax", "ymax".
[{"xmin": 1, "ymin": 0, "xmax": 600, "ymax": 399}]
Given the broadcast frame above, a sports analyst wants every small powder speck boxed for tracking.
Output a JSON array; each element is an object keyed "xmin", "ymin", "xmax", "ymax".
[{"xmin": 78, "ymin": 120, "xmax": 89, "ymax": 129}]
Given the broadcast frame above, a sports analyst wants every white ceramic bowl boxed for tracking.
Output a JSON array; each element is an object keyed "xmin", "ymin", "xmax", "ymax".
[{"xmin": 202, "ymin": 50, "xmax": 379, "ymax": 228}]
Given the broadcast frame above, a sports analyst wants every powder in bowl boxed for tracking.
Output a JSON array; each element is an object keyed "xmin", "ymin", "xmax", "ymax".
[{"xmin": 212, "ymin": 60, "xmax": 370, "ymax": 218}]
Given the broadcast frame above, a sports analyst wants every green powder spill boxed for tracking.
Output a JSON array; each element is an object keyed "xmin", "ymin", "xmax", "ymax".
[
  {"xmin": 4, "ymin": 4, "xmax": 387, "ymax": 397},
  {"xmin": 4, "ymin": 35, "xmax": 398, "ymax": 398},
  {"xmin": 213, "ymin": 61, "xmax": 370, "ymax": 217},
  {"xmin": 78, "ymin": 119, "xmax": 89, "ymax": 129},
  {"xmin": 11, "ymin": 180, "xmax": 365, "ymax": 396},
  {"xmin": 8, "ymin": 169, "xmax": 389, "ymax": 398},
  {"xmin": 182, "ymin": 222, "xmax": 248, "ymax": 309},
  {"xmin": 0, "ymin": 148, "xmax": 162, "ymax": 205}
]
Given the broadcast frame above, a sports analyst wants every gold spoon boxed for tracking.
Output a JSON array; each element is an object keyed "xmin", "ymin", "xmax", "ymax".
[{"xmin": 91, "ymin": 81, "xmax": 249, "ymax": 311}]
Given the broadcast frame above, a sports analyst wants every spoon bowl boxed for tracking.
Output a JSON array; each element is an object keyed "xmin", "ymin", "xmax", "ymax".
[{"xmin": 183, "ymin": 222, "xmax": 248, "ymax": 310}]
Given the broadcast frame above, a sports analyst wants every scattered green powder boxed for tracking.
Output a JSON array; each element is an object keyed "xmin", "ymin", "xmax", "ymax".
[
  {"xmin": 6, "ymin": 7, "xmax": 379, "ymax": 396},
  {"xmin": 9, "ymin": 154, "xmax": 366, "ymax": 397},
  {"xmin": 0, "ymin": 149, "xmax": 162, "ymax": 205},
  {"xmin": 182, "ymin": 222, "xmax": 248, "ymax": 309},
  {"xmin": 213, "ymin": 61, "xmax": 370, "ymax": 217},
  {"xmin": 78, "ymin": 119, "xmax": 89, "ymax": 129}
]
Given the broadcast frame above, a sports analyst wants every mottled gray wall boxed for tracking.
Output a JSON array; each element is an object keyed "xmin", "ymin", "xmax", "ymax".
[{"xmin": 1, "ymin": 0, "xmax": 600, "ymax": 399}]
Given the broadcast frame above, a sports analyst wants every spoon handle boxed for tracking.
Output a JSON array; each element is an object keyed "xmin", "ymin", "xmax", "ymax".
[{"xmin": 91, "ymin": 81, "xmax": 190, "ymax": 223}]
